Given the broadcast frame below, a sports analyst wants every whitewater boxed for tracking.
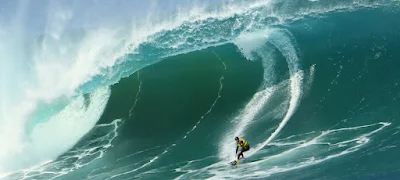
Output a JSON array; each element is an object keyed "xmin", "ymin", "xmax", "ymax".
[{"xmin": 1, "ymin": 0, "xmax": 400, "ymax": 179}]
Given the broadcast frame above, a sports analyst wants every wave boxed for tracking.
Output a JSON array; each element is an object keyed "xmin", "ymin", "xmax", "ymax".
[{"xmin": 1, "ymin": 0, "xmax": 399, "ymax": 178}]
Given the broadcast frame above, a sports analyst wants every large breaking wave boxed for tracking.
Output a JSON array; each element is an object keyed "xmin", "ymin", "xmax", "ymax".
[{"xmin": 1, "ymin": 0, "xmax": 399, "ymax": 179}]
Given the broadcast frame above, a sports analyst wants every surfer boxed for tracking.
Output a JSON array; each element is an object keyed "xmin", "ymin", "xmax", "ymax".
[{"xmin": 232, "ymin": 137, "xmax": 250, "ymax": 164}]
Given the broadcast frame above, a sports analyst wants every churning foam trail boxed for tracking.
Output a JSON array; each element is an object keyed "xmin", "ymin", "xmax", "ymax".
[
  {"xmin": 219, "ymin": 28, "xmax": 304, "ymax": 160},
  {"xmin": 248, "ymin": 71, "xmax": 303, "ymax": 156},
  {"xmin": 247, "ymin": 29, "xmax": 304, "ymax": 156},
  {"xmin": 219, "ymin": 87, "xmax": 275, "ymax": 160},
  {"xmin": 219, "ymin": 28, "xmax": 276, "ymax": 160}
]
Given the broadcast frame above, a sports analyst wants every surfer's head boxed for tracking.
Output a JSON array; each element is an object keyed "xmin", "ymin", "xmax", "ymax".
[{"xmin": 235, "ymin": 137, "xmax": 239, "ymax": 142}]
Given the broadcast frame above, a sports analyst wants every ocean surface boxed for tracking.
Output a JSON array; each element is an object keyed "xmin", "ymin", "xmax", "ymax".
[{"xmin": 1, "ymin": 0, "xmax": 400, "ymax": 179}]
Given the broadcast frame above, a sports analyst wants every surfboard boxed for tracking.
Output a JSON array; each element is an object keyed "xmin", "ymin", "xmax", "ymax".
[
  {"xmin": 230, "ymin": 160, "xmax": 237, "ymax": 165},
  {"xmin": 230, "ymin": 159, "xmax": 241, "ymax": 165},
  {"xmin": 230, "ymin": 157, "xmax": 247, "ymax": 165}
]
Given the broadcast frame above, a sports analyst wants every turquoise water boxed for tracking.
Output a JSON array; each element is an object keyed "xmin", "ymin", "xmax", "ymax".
[{"xmin": 1, "ymin": 1, "xmax": 400, "ymax": 179}]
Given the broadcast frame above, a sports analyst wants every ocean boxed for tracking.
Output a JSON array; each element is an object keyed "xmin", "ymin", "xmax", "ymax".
[{"xmin": 1, "ymin": 0, "xmax": 400, "ymax": 179}]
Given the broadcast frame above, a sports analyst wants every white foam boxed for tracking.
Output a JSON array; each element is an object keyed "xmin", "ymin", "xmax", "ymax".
[
  {"xmin": 219, "ymin": 87, "xmax": 275, "ymax": 160},
  {"xmin": 176, "ymin": 122, "xmax": 390, "ymax": 180},
  {"xmin": 247, "ymin": 29, "xmax": 304, "ymax": 156},
  {"xmin": 249, "ymin": 71, "xmax": 304, "ymax": 156},
  {"xmin": 0, "ymin": 2, "xmax": 126, "ymax": 173},
  {"xmin": 308, "ymin": 64, "xmax": 316, "ymax": 87},
  {"xmin": 234, "ymin": 29, "xmax": 274, "ymax": 61},
  {"xmin": 4, "ymin": 118, "xmax": 122, "ymax": 180},
  {"xmin": 218, "ymin": 28, "xmax": 279, "ymax": 160},
  {"xmin": 0, "ymin": 87, "xmax": 111, "ymax": 173},
  {"xmin": 233, "ymin": 122, "xmax": 391, "ymax": 179},
  {"xmin": 234, "ymin": 29, "xmax": 278, "ymax": 84}
]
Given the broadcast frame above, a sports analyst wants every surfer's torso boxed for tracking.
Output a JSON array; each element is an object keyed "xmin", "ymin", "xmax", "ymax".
[{"xmin": 237, "ymin": 137, "xmax": 249, "ymax": 147}]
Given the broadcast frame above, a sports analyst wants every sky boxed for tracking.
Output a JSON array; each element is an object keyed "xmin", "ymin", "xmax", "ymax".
[{"xmin": 0, "ymin": 0, "xmax": 223, "ymax": 36}]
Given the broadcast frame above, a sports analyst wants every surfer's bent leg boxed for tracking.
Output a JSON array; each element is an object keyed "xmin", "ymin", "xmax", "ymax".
[
  {"xmin": 237, "ymin": 152, "xmax": 242, "ymax": 160},
  {"xmin": 238, "ymin": 145, "xmax": 249, "ymax": 159},
  {"xmin": 237, "ymin": 147, "xmax": 244, "ymax": 160}
]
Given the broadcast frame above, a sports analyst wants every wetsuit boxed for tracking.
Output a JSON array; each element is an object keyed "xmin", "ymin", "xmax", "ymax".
[{"xmin": 236, "ymin": 137, "xmax": 250, "ymax": 160}]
